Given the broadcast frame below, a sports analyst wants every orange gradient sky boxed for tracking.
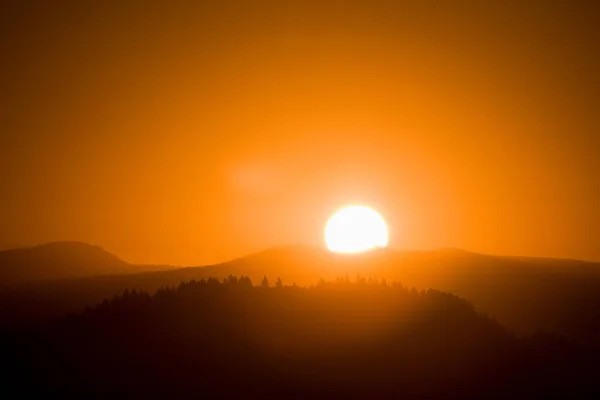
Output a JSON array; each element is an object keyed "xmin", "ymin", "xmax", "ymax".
[{"xmin": 1, "ymin": 1, "xmax": 599, "ymax": 264}]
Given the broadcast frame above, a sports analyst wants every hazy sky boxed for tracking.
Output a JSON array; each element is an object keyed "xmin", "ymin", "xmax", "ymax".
[{"xmin": 1, "ymin": 1, "xmax": 599, "ymax": 264}]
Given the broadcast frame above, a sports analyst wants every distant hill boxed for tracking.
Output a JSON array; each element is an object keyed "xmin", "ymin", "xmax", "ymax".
[
  {"xmin": 0, "ymin": 242, "xmax": 173, "ymax": 284},
  {"xmin": 2, "ymin": 244, "xmax": 600, "ymax": 344}
]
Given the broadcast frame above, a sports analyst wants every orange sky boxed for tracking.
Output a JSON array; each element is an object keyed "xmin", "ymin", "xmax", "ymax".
[{"xmin": 1, "ymin": 1, "xmax": 599, "ymax": 264}]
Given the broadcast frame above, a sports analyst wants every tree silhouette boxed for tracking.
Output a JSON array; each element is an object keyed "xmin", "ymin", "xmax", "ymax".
[
  {"xmin": 239, "ymin": 275, "xmax": 253, "ymax": 288},
  {"xmin": 261, "ymin": 275, "xmax": 269, "ymax": 288}
]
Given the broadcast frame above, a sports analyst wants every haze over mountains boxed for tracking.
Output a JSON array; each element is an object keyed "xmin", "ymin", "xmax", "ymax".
[{"xmin": 2, "ymin": 241, "xmax": 600, "ymax": 344}]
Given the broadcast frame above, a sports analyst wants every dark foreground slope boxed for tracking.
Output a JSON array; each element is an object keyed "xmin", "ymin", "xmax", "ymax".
[{"xmin": 3, "ymin": 279, "xmax": 599, "ymax": 399}]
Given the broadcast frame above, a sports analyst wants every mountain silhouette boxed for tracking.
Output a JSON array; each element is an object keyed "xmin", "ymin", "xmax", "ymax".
[
  {"xmin": 0, "ymin": 241, "xmax": 173, "ymax": 285},
  {"xmin": 2, "ymin": 243, "xmax": 600, "ymax": 345},
  {"xmin": 2, "ymin": 247, "xmax": 600, "ymax": 397}
]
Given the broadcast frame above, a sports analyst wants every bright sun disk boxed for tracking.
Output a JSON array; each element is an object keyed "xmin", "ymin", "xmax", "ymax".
[{"xmin": 325, "ymin": 206, "xmax": 389, "ymax": 253}]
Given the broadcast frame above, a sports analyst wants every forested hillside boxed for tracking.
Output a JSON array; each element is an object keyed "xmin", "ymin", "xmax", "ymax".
[{"xmin": 3, "ymin": 278, "xmax": 598, "ymax": 398}]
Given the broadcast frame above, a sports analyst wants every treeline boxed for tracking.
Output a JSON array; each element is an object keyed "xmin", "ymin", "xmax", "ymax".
[{"xmin": 3, "ymin": 277, "xmax": 600, "ymax": 398}]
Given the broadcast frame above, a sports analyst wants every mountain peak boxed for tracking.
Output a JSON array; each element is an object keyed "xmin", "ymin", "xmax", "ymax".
[{"xmin": 0, "ymin": 241, "xmax": 129, "ymax": 284}]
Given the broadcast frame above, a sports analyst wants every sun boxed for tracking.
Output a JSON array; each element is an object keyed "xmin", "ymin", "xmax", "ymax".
[{"xmin": 325, "ymin": 206, "xmax": 389, "ymax": 253}]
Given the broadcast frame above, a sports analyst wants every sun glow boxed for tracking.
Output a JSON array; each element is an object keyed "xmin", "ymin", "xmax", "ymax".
[{"xmin": 325, "ymin": 206, "xmax": 389, "ymax": 253}]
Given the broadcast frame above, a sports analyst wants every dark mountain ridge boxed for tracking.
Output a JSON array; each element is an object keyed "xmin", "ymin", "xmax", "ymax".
[{"xmin": 2, "ymin": 243, "xmax": 600, "ymax": 344}]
